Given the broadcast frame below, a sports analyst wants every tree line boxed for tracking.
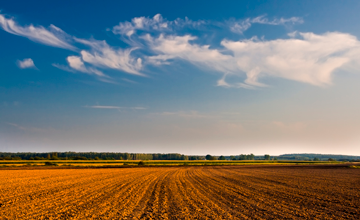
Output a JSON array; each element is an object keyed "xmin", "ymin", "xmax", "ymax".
[
  {"xmin": 1, "ymin": 152, "xmax": 359, "ymax": 161},
  {"xmin": 0, "ymin": 152, "xmax": 205, "ymax": 160}
]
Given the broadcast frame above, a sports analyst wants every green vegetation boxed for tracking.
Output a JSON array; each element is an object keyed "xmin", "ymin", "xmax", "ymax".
[
  {"xmin": 0, "ymin": 159, "xmax": 351, "ymax": 168},
  {"xmin": 1, "ymin": 152, "xmax": 359, "ymax": 163},
  {"xmin": 205, "ymin": 154, "xmax": 217, "ymax": 160},
  {"xmin": 44, "ymin": 162, "xmax": 58, "ymax": 166},
  {"xmin": 238, "ymin": 154, "xmax": 255, "ymax": 160},
  {"xmin": 277, "ymin": 153, "xmax": 360, "ymax": 161},
  {"xmin": 0, "ymin": 152, "xmax": 192, "ymax": 160},
  {"xmin": 218, "ymin": 156, "xmax": 226, "ymax": 160}
]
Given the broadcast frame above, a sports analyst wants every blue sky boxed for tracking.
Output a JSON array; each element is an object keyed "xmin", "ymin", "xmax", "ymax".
[{"xmin": 1, "ymin": 0, "xmax": 360, "ymax": 155}]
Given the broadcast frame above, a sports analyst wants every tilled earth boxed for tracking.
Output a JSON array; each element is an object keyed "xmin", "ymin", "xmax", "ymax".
[{"xmin": 0, "ymin": 165, "xmax": 359, "ymax": 219}]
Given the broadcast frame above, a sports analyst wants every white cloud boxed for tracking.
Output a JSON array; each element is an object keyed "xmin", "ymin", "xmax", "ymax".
[
  {"xmin": 113, "ymin": 14, "xmax": 300, "ymax": 37},
  {"xmin": 221, "ymin": 32, "xmax": 358, "ymax": 87},
  {"xmin": 287, "ymin": 31, "xmax": 298, "ymax": 38},
  {"xmin": 0, "ymin": 14, "xmax": 75, "ymax": 50},
  {"xmin": 230, "ymin": 19, "xmax": 253, "ymax": 35},
  {"xmin": 66, "ymin": 56, "xmax": 106, "ymax": 77},
  {"xmin": 230, "ymin": 15, "xmax": 303, "ymax": 34},
  {"xmin": 252, "ymin": 15, "xmax": 304, "ymax": 25},
  {"xmin": 1, "ymin": 13, "xmax": 143, "ymax": 79},
  {"xmin": 85, "ymin": 105, "xmax": 146, "ymax": 110},
  {"xmin": 145, "ymin": 31, "xmax": 360, "ymax": 88},
  {"xmin": 112, "ymin": 14, "xmax": 206, "ymax": 37},
  {"xmin": 4, "ymin": 13, "xmax": 359, "ymax": 88},
  {"xmin": 143, "ymin": 34, "xmax": 235, "ymax": 73},
  {"xmin": 17, "ymin": 58, "xmax": 36, "ymax": 69},
  {"xmin": 74, "ymin": 38, "xmax": 144, "ymax": 76}
]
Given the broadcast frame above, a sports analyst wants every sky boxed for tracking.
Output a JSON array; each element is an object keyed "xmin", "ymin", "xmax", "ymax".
[{"xmin": 1, "ymin": 0, "xmax": 360, "ymax": 155}]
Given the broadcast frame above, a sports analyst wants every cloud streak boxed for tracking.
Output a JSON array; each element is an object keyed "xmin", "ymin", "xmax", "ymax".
[
  {"xmin": 0, "ymin": 13, "xmax": 142, "ymax": 78},
  {"xmin": 0, "ymin": 14, "xmax": 75, "ymax": 50},
  {"xmin": 66, "ymin": 56, "xmax": 106, "ymax": 77},
  {"xmin": 230, "ymin": 15, "xmax": 303, "ymax": 34},
  {"xmin": 74, "ymin": 38, "xmax": 144, "ymax": 76},
  {"xmin": 85, "ymin": 105, "xmax": 146, "ymax": 110}
]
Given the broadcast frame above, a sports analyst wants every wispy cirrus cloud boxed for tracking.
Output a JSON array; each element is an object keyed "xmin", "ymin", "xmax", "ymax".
[
  {"xmin": 74, "ymin": 38, "xmax": 144, "ymax": 76},
  {"xmin": 220, "ymin": 32, "xmax": 359, "ymax": 87},
  {"xmin": 85, "ymin": 105, "xmax": 146, "ymax": 110},
  {"xmin": 0, "ymin": 13, "xmax": 143, "ymax": 79},
  {"xmin": 144, "ymin": 31, "xmax": 360, "ymax": 88},
  {"xmin": 4, "ymin": 12, "xmax": 360, "ymax": 89},
  {"xmin": 229, "ymin": 15, "xmax": 303, "ymax": 34},
  {"xmin": 52, "ymin": 38, "xmax": 143, "ymax": 78},
  {"xmin": 112, "ymin": 14, "xmax": 206, "ymax": 37},
  {"xmin": 0, "ymin": 14, "xmax": 75, "ymax": 50},
  {"xmin": 143, "ymin": 34, "xmax": 235, "ymax": 72},
  {"xmin": 17, "ymin": 58, "xmax": 36, "ymax": 69},
  {"xmin": 66, "ymin": 56, "xmax": 106, "ymax": 77},
  {"xmin": 112, "ymin": 14, "xmax": 360, "ymax": 88}
]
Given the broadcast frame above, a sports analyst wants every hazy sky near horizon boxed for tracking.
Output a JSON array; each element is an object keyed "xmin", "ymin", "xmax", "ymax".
[{"xmin": 1, "ymin": 0, "xmax": 360, "ymax": 155}]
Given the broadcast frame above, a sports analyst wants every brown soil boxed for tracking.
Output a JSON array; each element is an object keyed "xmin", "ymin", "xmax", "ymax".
[{"xmin": 0, "ymin": 166, "xmax": 359, "ymax": 219}]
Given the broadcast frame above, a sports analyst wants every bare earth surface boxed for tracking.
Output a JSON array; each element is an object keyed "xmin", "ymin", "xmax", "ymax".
[{"xmin": 0, "ymin": 166, "xmax": 359, "ymax": 219}]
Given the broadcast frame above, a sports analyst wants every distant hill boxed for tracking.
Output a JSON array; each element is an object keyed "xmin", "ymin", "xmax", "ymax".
[{"xmin": 277, "ymin": 153, "xmax": 360, "ymax": 161}]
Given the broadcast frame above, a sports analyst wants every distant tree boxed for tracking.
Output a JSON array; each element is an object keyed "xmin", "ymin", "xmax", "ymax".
[
  {"xmin": 313, "ymin": 157, "xmax": 320, "ymax": 161},
  {"xmin": 264, "ymin": 154, "xmax": 270, "ymax": 160},
  {"xmin": 205, "ymin": 154, "xmax": 212, "ymax": 160},
  {"xmin": 247, "ymin": 154, "xmax": 255, "ymax": 160},
  {"xmin": 71, "ymin": 156, "xmax": 88, "ymax": 160},
  {"xmin": 230, "ymin": 155, "xmax": 237, "ymax": 160},
  {"xmin": 238, "ymin": 154, "xmax": 246, "ymax": 160},
  {"xmin": 47, "ymin": 154, "xmax": 51, "ymax": 159},
  {"xmin": 274, "ymin": 157, "xmax": 278, "ymax": 160},
  {"xmin": 94, "ymin": 157, "xmax": 100, "ymax": 160},
  {"xmin": 50, "ymin": 152, "xmax": 59, "ymax": 160},
  {"xmin": 218, "ymin": 155, "xmax": 226, "ymax": 160},
  {"xmin": 328, "ymin": 158, "xmax": 336, "ymax": 162}
]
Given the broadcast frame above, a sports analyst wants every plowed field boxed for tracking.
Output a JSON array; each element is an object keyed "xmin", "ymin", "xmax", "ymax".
[{"xmin": 0, "ymin": 166, "xmax": 359, "ymax": 219}]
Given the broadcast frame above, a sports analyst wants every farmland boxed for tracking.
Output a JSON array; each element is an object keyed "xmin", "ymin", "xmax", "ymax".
[
  {"xmin": 0, "ymin": 159, "xmax": 344, "ymax": 168},
  {"xmin": 0, "ymin": 165, "xmax": 359, "ymax": 219}
]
